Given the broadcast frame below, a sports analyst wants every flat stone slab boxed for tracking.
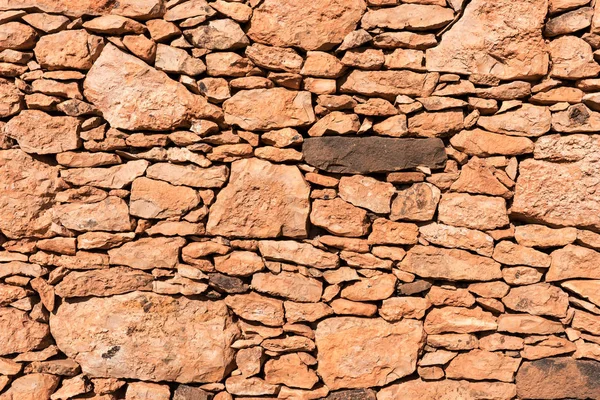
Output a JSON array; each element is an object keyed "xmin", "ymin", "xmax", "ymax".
[{"xmin": 302, "ymin": 137, "xmax": 447, "ymax": 174}]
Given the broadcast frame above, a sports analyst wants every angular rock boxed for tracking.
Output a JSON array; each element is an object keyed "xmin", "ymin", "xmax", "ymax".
[
  {"xmin": 146, "ymin": 163, "xmax": 228, "ymax": 188},
  {"xmin": 0, "ymin": 307, "xmax": 49, "ymax": 355},
  {"xmin": 224, "ymin": 88, "xmax": 315, "ymax": 131},
  {"xmin": 247, "ymin": 0, "xmax": 366, "ymax": 51},
  {"xmin": 50, "ymin": 293, "xmax": 239, "ymax": 383},
  {"xmin": 84, "ymin": 44, "xmax": 221, "ymax": 131},
  {"xmin": 424, "ymin": 307, "xmax": 497, "ymax": 334},
  {"xmin": 340, "ymin": 274, "xmax": 396, "ymax": 301},
  {"xmin": 512, "ymin": 159, "xmax": 600, "ymax": 231},
  {"xmin": 54, "ymin": 197, "xmax": 131, "ymax": 232},
  {"xmin": 0, "ymin": 22, "xmax": 36, "ymax": 50},
  {"xmin": 368, "ymin": 218, "xmax": 418, "ymax": 245},
  {"xmin": 130, "ymin": 177, "xmax": 199, "ymax": 219},
  {"xmin": 450, "ymin": 129, "xmax": 534, "ymax": 156},
  {"xmin": 419, "ymin": 223, "xmax": 494, "ymax": 256},
  {"xmin": 438, "ymin": 193, "xmax": 509, "ymax": 230},
  {"xmin": 34, "ymin": 29, "xmax": 103, "ymax": 70},
  {"xmin": 516, "ymin": 358, "xmax": 600, "ymax": 399},
  {"xmin": 477, "ymin": 104, "xmax": 551, "ymax": 137},
  {"xmin": 362, "ymin": 5, "xmax": 453, "ymax": 30},
  {"xmin": 515, "ymin": 225, "xmax": 577, "ymax": 248},
  {"xmin": 125, "ymin": 382, "xmax": 170, "ymax": 400},
  {"xmin": 310, "ymin": 198, "xmax": 369, "ymax": 237},
  {"xmin": 340, "ymin": 70, "xmax": 438, "ymax": 99},
  {"xmin": 214, "ymin": 251, "xmax": 264, "ymax": 277},
  {"xmin": 0, "ymin": 0, "xmax": 164, "ymax": 18},
  {"xmin": 446, "ymin": 349, "xmax": 520, "ymax": 382},
  {"xmin": 60, "ymin": 160, "xmax": 148, "ymax": 189},
  {"xmin": 252, "ymin": 272, "xmax": 322, "ymax": 303},
  {"xmin": 338, "ymin": 175, "xmax": 394, "ymax": 214},
  {"xmin": 224, "ymin": 292, "xmax": 284, "ymax": 326},
  {"xmin": 264, "ymin": 353, "xmax": 319, "ymax": 389},
  {"xmin": 108, "ymin": 237, "xmax": 185, "ymax": 270},
  {"xmin": 4, "ymin": 110, "xmax": 80, "ymax": 154},
  {"xmin": 303, "ymin": 137, "xmax": 447, "ymax": 174},
  {"xmin": 315, "ymin": 317, "xmax": 424, "ymax": 390},
  {"xmin": 0, "ymin": 149, "xmax": 62, "ymax": 239},
  {"xmin": 0, "ymin": 78, "xmax": 21, "ymax": 118},
  {"xmin": 390, "ymin": 182, "xmax": 441, "ymax": 222},
  {"xmin": 55, "ymin": 267, "xmax": 153, "ymax": 298},
  {"xmin": 0, "ymin": 373, "xmax": 59, "ymax": 400},
  {"xmin": 502, "ymin": 283, "xmax": 568, "ymax": 317},
  {"xmin": 549, "ymin": 35, "xmax": 600, "ymax": 80},
  {"xmin": 492, "ymin": 241, "xmax": 551, "ymax": 268},
  {"xmin": 155, "ymin": 44, "xmax": 205, "ymax": 76},
  {"xmin": 401, "ymin": 245, "xmax": 502, "ymax": 281},
  {"xmin": 207, "ymin": 158, "xmax": 310, "ymax": 238},
  {"xmin": 164, "ymin": 0, "xmax": 215, "ymax": 21},
  {"xmin": 246, "ymin": 43, "xmax": 303, "ymax": 73},
  {"xmin": 379, "ymin": 297, "xmax": 431, "ymax": 321},
  {"xmin": 308, "ymin": 112, "xmax": 360, "ymax": 137},
  {"xmin": 426, "ymin": 0, "xmax": 548, "ymax": 80},
  {"xmin": 184, "ymin": 19, "xmax": 249, "ymax": 50},
  {"xmin": 378, "ymin": 379, "xmax": 516, "ymax": 400},
  {"xmin": 284, "ymin": 301, "xmax": 333, "ymax": 323},
  {"xmin": 562, "ymin": 280, "xmax": 600, "ymax": 307},
  {"xmin": 497, "ymin": 314, "xmax": 563, "ymax": 334}
]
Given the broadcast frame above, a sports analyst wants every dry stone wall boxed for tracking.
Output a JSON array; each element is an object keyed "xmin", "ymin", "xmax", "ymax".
[{"xmin": 0, "ymin": 0, "xmax": 600, "ymax": 399}]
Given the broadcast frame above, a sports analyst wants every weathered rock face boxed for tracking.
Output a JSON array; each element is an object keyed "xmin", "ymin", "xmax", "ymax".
[
  {"xmin": 303, "ymin": 137, "xmax": 447, "ymax": 174},
  {"xmin": 83, "ymin": 44, "xmax": 220, "ymax": 131},
  {"xmin": 50, "ymin": 292, "xmax": 239, "ymax": 383},
  {"xmin": 315, "ymin": 317, "xmax": 424, "ymax": 390},
  {"xmin": 0, "ymin": 307, "xmax": 50, "ymax": 355},
  {"xmin": 247, "ymin": 0, "xmax": 366, "ymax": 51},
  {"xmin": 427, "ymin": 0, "xmax": 548, "ymax": 79},
  {"xmin": 207, "ymin": 158, "xmax": 310, "ymax": 238},
  {"xmin": 0, "ymin": 0, "xmax": 165, "ymax": 18}
]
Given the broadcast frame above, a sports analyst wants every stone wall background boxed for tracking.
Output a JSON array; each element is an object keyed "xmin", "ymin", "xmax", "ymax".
[{"xmin": 0, "ymin": 0, "xmax": 600, "ymax": 398}]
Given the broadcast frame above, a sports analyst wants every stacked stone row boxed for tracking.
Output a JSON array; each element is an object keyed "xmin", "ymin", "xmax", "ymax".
[{"xmin": 0, "ymin": 0, "xmax": 600, "ymax": 399}]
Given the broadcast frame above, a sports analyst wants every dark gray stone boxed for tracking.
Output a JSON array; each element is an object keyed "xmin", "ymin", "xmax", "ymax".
[
  {"xmin": 324, "ymin": 389, "xmax": 377, "ymax": 400},
  {"xmin": 174, "ymin": 384, "xmax": 212, "ymax": 400},
  {"xmin": 302, "ymin": 137, "xmax": 447, "ymax": 174}
]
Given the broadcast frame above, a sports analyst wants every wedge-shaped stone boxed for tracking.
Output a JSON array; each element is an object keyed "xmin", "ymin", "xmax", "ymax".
[
  {"xmin": 419, "ymin": 223, "xmax": 494, "ymax": 257},
  {"xmin": 562, "ymin": 280, "xmax": 600, "ymax": 307},
  {"xmin": 512, "ymin": 158, "xmax": 600, "ymax": 231},
  {"xmin": 401, "ymin": 245, "xmax": 501, "ymax": 281},
  {"xmin": 446, "ymin": 350, "xmax": 520, "ymax": 382},
  {"xmin": 477, "ymin": 104, "xmax": 551, "ymax": 137},
  {"xmin": 60, "ymin": 160, "xmax": 148, "ymax": 189},
  {"xmin": 146, "ymin": 163, "xmax": 228, "ymax": 188},
  {"xmin": 84, "ymin": 44, "xmax": 221, "ymax": 131},
  {"xmin": 247, "ymin": 0, "xmax": 366, "ymax": 51},
  {"xmin": 438, "ymin": 193, "xmax": 509, "ymax": 230},
  {"xmin": 0, "ymin": 149, "xmax": 62, "ymax": 239},
  {"xmin": 378, "ymin": 379, "xmax": 516, "ymax": 400},
  {"xmin": 50, "ymin": 292, "xmax": 239, "ymax": 383},
  {"xmin": 0, "ymin": 307, "xmax": 49, "ymax": 355},
  {"xmin": 4, "ymin": 110, "xmax": 79, "ymax": 154},
  {"xmin": 362, "ymin": 4, "xmax": 453, "ymax": 30},
  {"xmin": 224, "ymin": 292, "xmax": 284, "ymax": 326},
  {"xmin": 130, "ymin": 177, "xmax": 200, "ymax": 219},
  {"xmin": 340, "ymin": 70, "xmax": 438, "ymax": 99},
  {"xmin": 223, "ymin": 88, "xmax": 315, "ymax": 131},
  {"xmin": 0, "ymin": 0, "xmax": 164, "ymax": 18},
  {"xmin": 517, "ymin": 358, "xmax": 600, "ymax": 399},
  {"xmin": 450, "ymin": 129, "xmax": 534, "ymax": 156},
  {"xmin": 303, "ymin": 137, "xmax": 447, "ymax": 174},
  {"xmin": 207, "ymin": 158, "xmax": 310, "ymax": 238},
  {"xmin": 258, "ymin": 240, "xmax": 339, "ymax": 269},
  {"xmin": 252, "ymin": 272, "xmax": 322, "ymax": 303},
  {"xmin": 338, "ymin": 175, "xmax": 395, "ymax": 214},
  {"xmin": 55, "ymin": 267, "xmax": 153, "ymax": 298},
  {"xmin": 426, "ymin": 0, "xmax": 548, "ymax": 80},
  {"xmin": 316, "ymin": 317, "xmax": 424, "ymax": 390},
  {"xmin": 310, "ymin": 198, "xmax": 369, "ymax": 237},
  {"xmin": 108, "ymin": 237, "xmax": 185, "ymax": 270},
  {"xmin": 502, "ymin": 283, "xmax": 569, "ymax": 317},
  {"xmin": 424, "ymin": 307, "xmax": 497, "ymax": 334},
  {"xmin": 54, "ymin": 197, "xmax": 131, "ymax": 232},
  {"xmin": 492, "ymin": 241, "xmax": 551, "ymax": 268}
]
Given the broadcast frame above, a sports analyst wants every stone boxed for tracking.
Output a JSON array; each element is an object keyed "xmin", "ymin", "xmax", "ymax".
[
  {"xmin": 146, "ymin": 164, "xmax": 228, "ymax": 188},
  {"xmin": 379, "ymin": 297, "xmax": 431, "ymax": 321},
  {"xmin": 207, "ymin": 158, "xmax": 310, "ymax": 238},
  {"xmin": 562, "ymin": 280, "xmax": 600, "ymax": 307},
  {"xmin": 424, "ymin": 307, "xmax": 497, "ymax": 334},
  {"xmin": 51, "ymin": 293, "xmax": 239, "ymax": 383},
  {"xmin": 551, "ymin": 106, "xmax": 600, "ymax": 133},
  {"xmin": 340, "ymin": 274, "xmax": 397, "ymax": 301},
  {"xmin": 60, "ymin": 160, "xmax": 149, "ymax": 189},
  {"xmin": 503, "ymin": 266, "xmax": 543, "ymax": 286},
  {"xmin": 378, "ymin": 379, "xmax": 516, "ymax": 400},
  {"xmin": 4, "ymin": 110, "xmax": 80, "ymax": 154},
  {"xmin": 426, "ymin": 0, "xmax": 548, "ymax": 80},
  {"xmin": 214, "ymin": 251, "xmax": 264, "ymax": 277},
  {"xmin": 362, "ymin": 5, "xmax": 453, "ymax": 30},
  {"xmin": 0, "ymin": 22, "xmax": 36, "ymax": 50},
  {"xmin": 125, "ymin": 382, "xmax": 170, "ymax": 400},
  {"xmin": 450, "ymin": 129, "xmax": 534, "ymax": 156},
  {"xmin": 330, "ymin": 299, "xmax": 377, "ymax": 317},
  {"xmin": 340, "ymin": 70, "xmax": 438, "ymax": 99},
  {"xmin": 83, "ymin": 15, "xmax": 145, "ymax": 34},
  {"xmin": 338, "ymin": 175, "xmax": 394, "ymax": 214},
  {"xmin": 546, "ymin": 7, "xmax": 593, "ymax": 36},
  {"xmin": 54, "ymin": 197, "xmax": 131, "ymax": 232},
  {"xmin": 401, "ymin": 245, "xmax": 502, "ymax": 281},
  {"xmin": 164, "ymin": 0, "xmax": 215, "ymax": 21},
  {"xmin": 84, "ymin": 44, "xmax": 221, "ymax": 131},
  {"xmin": 438, "ymin": 193, "xmax": 509, "ymax": 230},
  {"xmin": 573, "ymin": 309, "xmax": 600, "ymax": 335},
  {"xmin": 56, "ymin": 152, "xmax": 121, "ymax": 168},
  {"xmin": 373, "ymin": 115, "xmax": 409, "ymax": 137},
  {"xmin": 368, "ymin": 219, "xmax": 418, "ymax": 245},
  {"xmin": 224, "ymin": 292, "xmax": 284, "ymax": 326},
  {"xmin": 247, "ymin": 0, "xmax": 366, "ymax": 51},
  {"xmin": 184, "ymin": 19, "xmax": 249, "ymax": 50},
  {"xmin": 0, "ymin": 149, "xmax": 62, "ymax": 239},
  {"xmin": 427, "ymin": 287, "xmax": 476, "ymax": 307},
  {"xmin": 310, "ymin": 198, "xmax": 369, "ymax": 237},
  {"xmin": 225, "ymin": 376, "xmax": 278, "ymax": 396},
  {"xmin": 246, "ymin": 43, "xmax": 303, "ymax": 73},
  {"xmin": 258, "ymin": 240, "xmax": 338, "ymax": 269},
  {"xmin": 0, "ymin": 373, "xmax": 59, "ymax": 400},
  {"xmin": 264, "ymin": 353, "xmax": 319, "ymax": 389},
  {"xmin": 427, "ymin": 334, "xmax": 478, "ymax": 351},
  {"xmin": 512, "ymin": 159, "xmax": 600, "ymax": 231},
  {"xmin": 408, "ymin": 110, "xmax": 464, "ymax": 138},
  {"xmin": 323, "ymin": 389, "xmax": 376, "ymax": 400},
  {"xmin": 477, "ymin": 104, "xmax": 551, "ymax": 137},
  {"xmin": 419, "ymin": 223, "xmax": 494, "ymax": 256},
  {"xmin": 224, "ymin": 88, "xmax": 315, "ymax": 131},
  {"xmin": 302, "ymin": 52, "xmax": 345, "ymax": 78},
  {"xmin": 130, "ymin": 177, "xmax": 200, "ymax": 219},
  {"xmin": 549, "ymin": 36, "xmax": 600, "ymax": 80},
  {"xmin": 502, "ymin": 283, "xmax": 569, "ymax": 318},
  {"xmin": 445, "ymin": 349, "xmax": 520, "ymax": 382},
  {"xmin": 34, "ymin": 30, "xmax": 103, "ymax": 70},
  {"xmin": 0, "ymin": 78, "xmax": 21, "ymax": 118},
  {"xmin": 515, "ymin": 225, "xmax": 577, "ymax": 248},
  {"xmin": 252, "ymin": 272, "xmax": 322, "ymax": 303},
  {"xmin": 55, "ymin": 267, "xmax": 153, "ymax": 298},
  {"xmin": 450, "ymin": 157, "xmax": 511, "ymax": 198},
  {"xmin": 492, "ymin": 241, "xmax": 551, "ymax": 268},
  {"xmin": 122, "ymin": 35, "xmax": 156, "ymax": 63},
  {"xmin": 108, "ymin": 237, "xmax": 185, "ymax": 270},
  {"xmin": 308, "ymin": 112, "xmax": 359, "ymax": 137},
  {"xmin": 521, "ymin": 336, "xmax": 576, "ymax": 360},
  {"xmin": 303, "ymin": 137, "xmax": 447, "ymax": 174},
  {"xmin": 0, "ymin": 0, "xmax": 164, "ymax": 19},
  {"xmin": 285, "ymin": 302, "xmax": 333, "ymax": 323},
  {"xmin": 0, "ymin": 307, "xmax": 49, "ymax": 355},
  {"xmin": 516, "ymin": 358, "xmax": 600, "ymax": 399},
  {"xmin": 497, "ymin": 314, "xmax": 563, "ymax": 334},
  {"xmin": 390, "ymin": 182, "xmax": 441, "ymax": 222},
  {"xmin": 315, "ymin": 317, "xmax": 424, "ymax": 390},
  {"xmin": 155, "ymin": 44, "xmax": 205, "ymax": 76}
]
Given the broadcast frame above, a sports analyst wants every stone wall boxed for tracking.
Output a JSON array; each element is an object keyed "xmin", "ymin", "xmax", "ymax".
[{"xmin": 0, "ymin": 0, "xmax": 599, "ymax": 399}]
